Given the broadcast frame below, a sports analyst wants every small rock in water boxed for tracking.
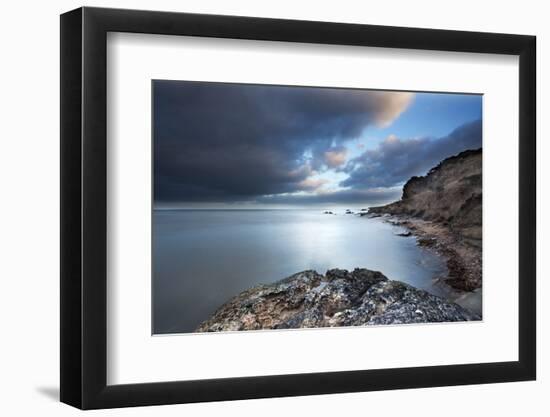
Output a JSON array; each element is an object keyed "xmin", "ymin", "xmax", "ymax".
[{"xmin": 417, "ymin": 237, "xmax": 436, "ymax": 247}]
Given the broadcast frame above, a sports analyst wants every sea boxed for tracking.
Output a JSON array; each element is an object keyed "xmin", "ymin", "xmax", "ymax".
[{"xmin": 153, "ymin": 208, "xmax": 479, "ymax": 334}]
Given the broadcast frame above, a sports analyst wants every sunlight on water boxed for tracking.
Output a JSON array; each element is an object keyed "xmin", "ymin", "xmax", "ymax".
[{"xmin": 153, "ymin": 209, "xmax": 449, "ymax": 334}]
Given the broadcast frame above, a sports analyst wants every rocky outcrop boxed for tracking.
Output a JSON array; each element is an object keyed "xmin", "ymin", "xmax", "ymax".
[
  {"xmin": 368, "ymin": 149, "xmax": 482, "ymax": 291},
  {"xmin": 196, "ymin": 269, "xmax": 480, "ymax": 332},
  {"xmin": 369, "ymin": 148, "xmax": 482, "ymax": 243}
]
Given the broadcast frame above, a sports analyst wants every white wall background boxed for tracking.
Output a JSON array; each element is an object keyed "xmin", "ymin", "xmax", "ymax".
[{"xmin": 0, "ymin": 0, "xmax": 546, "ymax": 415}]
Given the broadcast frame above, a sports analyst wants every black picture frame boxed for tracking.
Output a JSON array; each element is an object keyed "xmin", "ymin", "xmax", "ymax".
[{"xmin": 60, "ymin": 6, "xmax": 536, "ymax": 410}]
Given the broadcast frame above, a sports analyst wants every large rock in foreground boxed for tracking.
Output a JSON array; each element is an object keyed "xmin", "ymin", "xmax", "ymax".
[{"xmin": 196, "ymin": 269, "xmax": 479, "ymax": 332}]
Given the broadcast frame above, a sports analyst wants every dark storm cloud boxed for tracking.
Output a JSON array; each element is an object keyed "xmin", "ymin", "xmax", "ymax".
[
  {"xmin": 341, "ymin": 119, "xmax": 482, "ymax": 189},
  {"xmin": 154, "ymin": 81, "xmax": 412, "ymax": 203}
]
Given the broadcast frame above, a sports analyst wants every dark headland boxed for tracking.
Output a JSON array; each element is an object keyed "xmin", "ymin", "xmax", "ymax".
[{"xmin": 196, "ymin": 149, "xmax": 482, "ymax": 332}]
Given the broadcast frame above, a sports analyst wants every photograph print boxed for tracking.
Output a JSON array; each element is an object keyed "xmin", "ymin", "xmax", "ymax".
[{"xmin": 153, "ymin": 80, "xmax": 482, "ymax": 335}]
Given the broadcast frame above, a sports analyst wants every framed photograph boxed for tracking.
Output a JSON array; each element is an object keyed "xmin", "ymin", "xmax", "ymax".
[{"xmin": 60, "ymin": 6, "xmax": 536, "ymax": 409}]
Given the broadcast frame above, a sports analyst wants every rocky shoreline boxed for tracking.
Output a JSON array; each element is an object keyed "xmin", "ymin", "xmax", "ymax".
[
  {"xmin": 367, "ymin": 148, "xmax": 482, "ymax": 292},
  {"xmin": 370, "ymin": 214, "xmax": 481, "ymax": 292},
  {"xmin": 196, "ymin": 269, "xmax": 480, "ymax": 332}
]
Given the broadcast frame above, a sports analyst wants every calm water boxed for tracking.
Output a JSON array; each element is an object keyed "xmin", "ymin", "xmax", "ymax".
[{"xmin": 152, "ymin": 209, "xmax": 462, "ymax": 334}]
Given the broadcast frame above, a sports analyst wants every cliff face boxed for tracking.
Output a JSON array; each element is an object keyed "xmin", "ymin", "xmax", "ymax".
[
  {"xmin": 368, "ymin": 149, "xmax": 482, "ymax": 291},
  {"xmin": 196, "ymin": 269, "xmax": 479, "ymax": 332},
  {"xmin": 369, "ymin": 149, "xmax": 482, "ymax": 245}
]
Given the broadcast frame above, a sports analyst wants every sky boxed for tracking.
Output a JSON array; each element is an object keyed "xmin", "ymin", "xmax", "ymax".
[{"xmin": 153, "ymin": 80, "xmax": 482, "ymax": 209}]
